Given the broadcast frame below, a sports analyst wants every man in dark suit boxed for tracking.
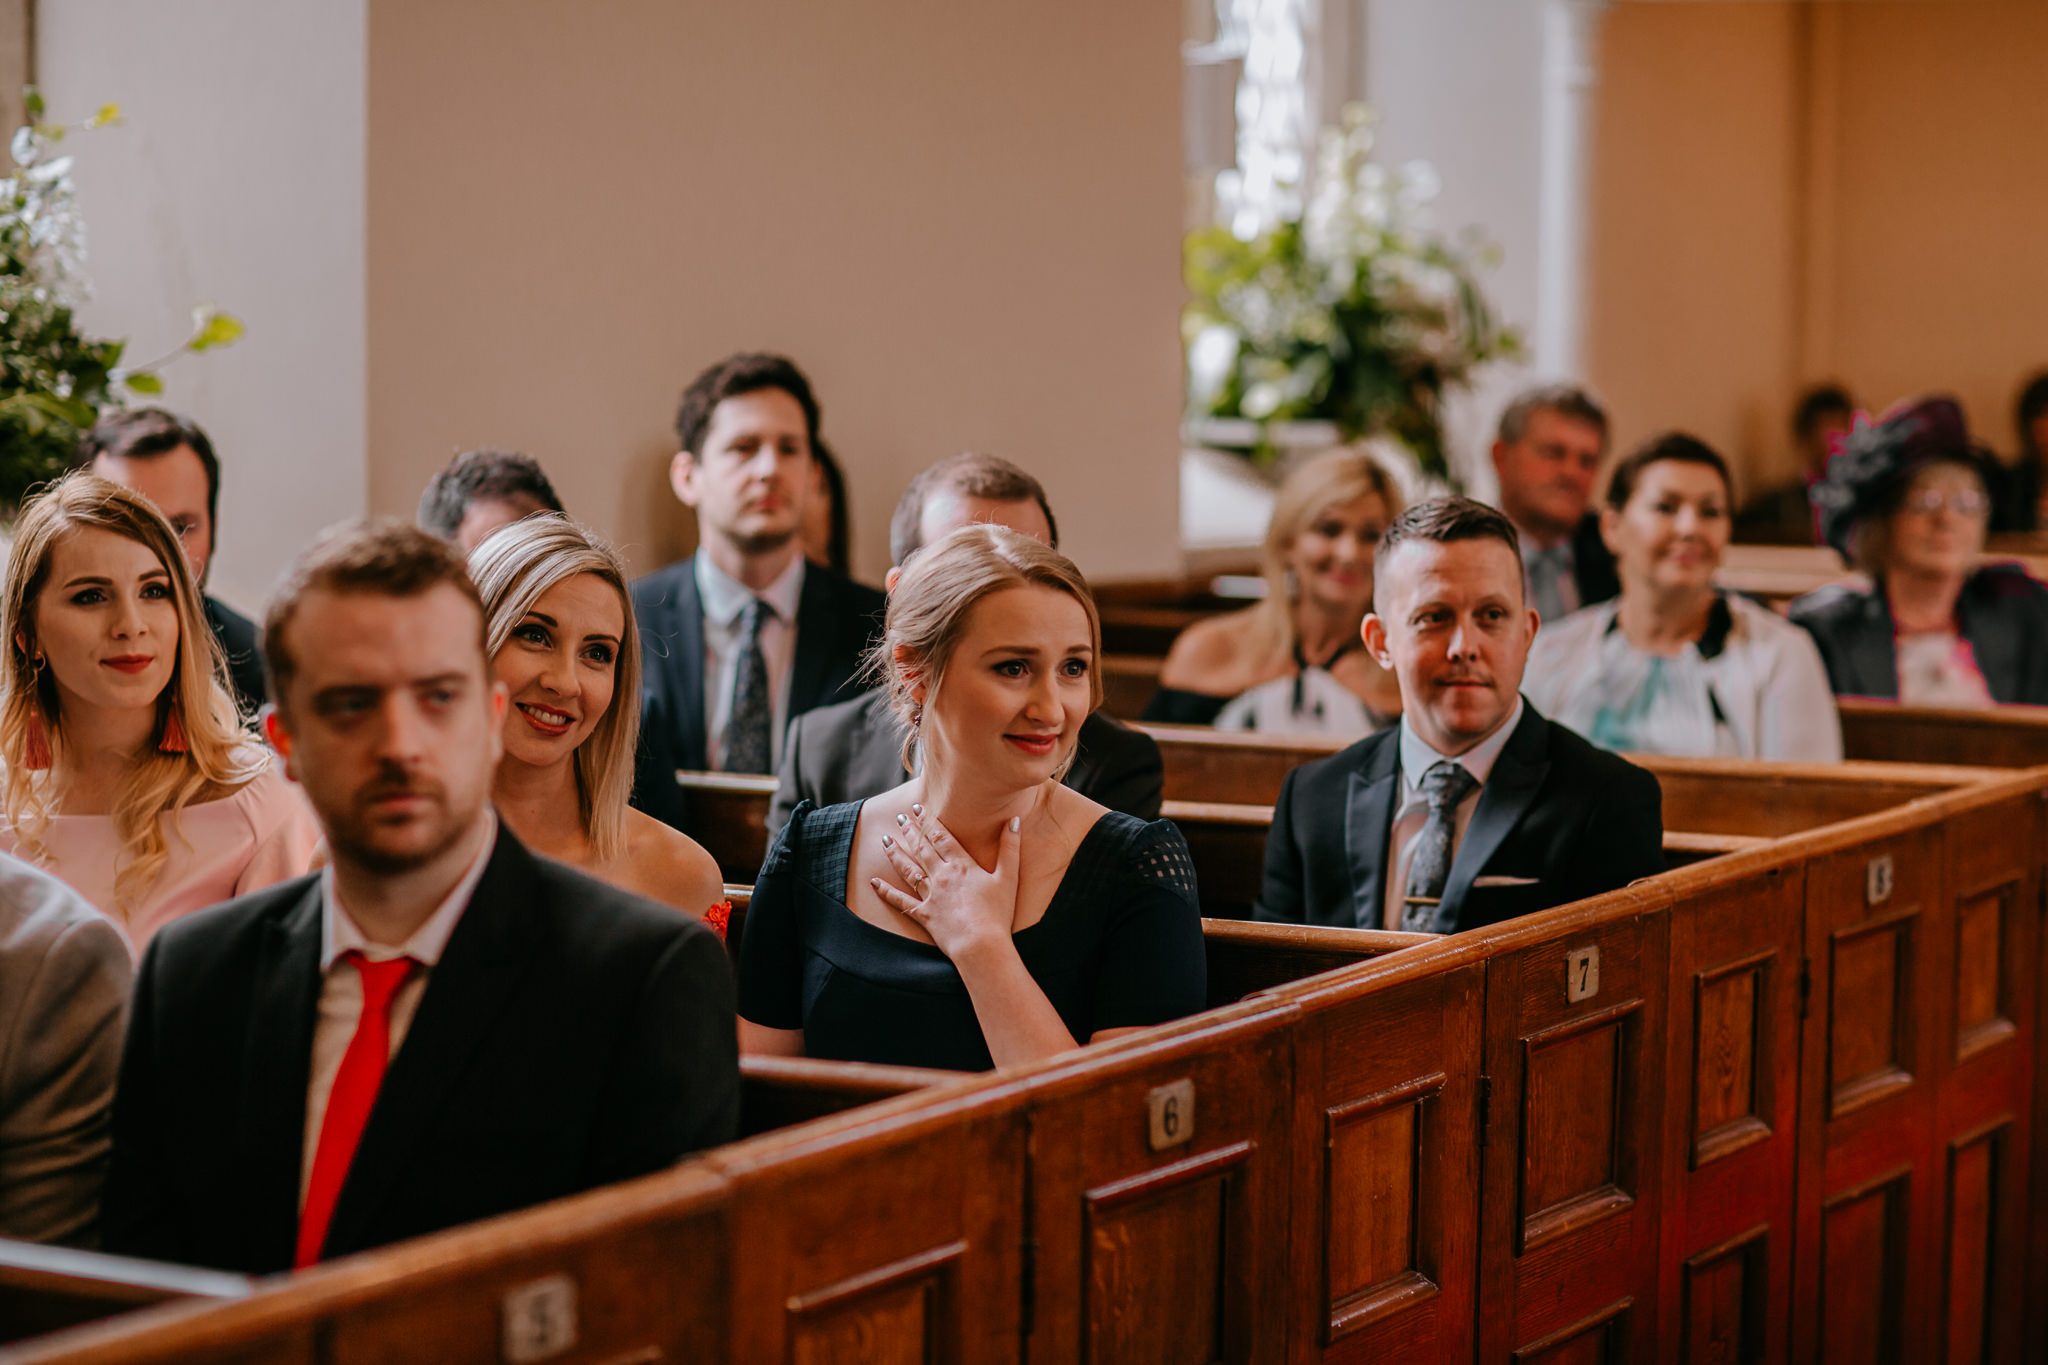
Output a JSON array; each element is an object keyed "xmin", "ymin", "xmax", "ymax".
[
  {"xmin": 770, "ymin": 453, "xmax": 1163, "ymax": 833},
  {"xmin": 74, "ymin": 408, "xmax": 267, "ymax": 713},
  {"xmin": 103, "ymin": 523, "xmax": 737, "ymax": 1274},
  {"xmin": 1256, "ymin": 497, "xmax": 1663, "ymax": 935},
  {"xmin": 631, "ymin": 354, "xmax": 885, "ymax": 829},
  {"xmin": 1489, "ymin": 384, "xmax": 1618, "ymax": 623}
]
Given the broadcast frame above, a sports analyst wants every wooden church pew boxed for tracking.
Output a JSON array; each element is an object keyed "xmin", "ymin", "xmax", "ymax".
[
  {"xmin": 1839, "ymin": 696, "xmax": 2048, "ymax": 769},
  {"xmin": 738, "ymin": 1055, "xmax": 958, "ymax": 1138},
  {"xmin": 0, "ymin": 1244, "xmax": 249, "ymax": 1347},
  {"xmin": 11, "ymin": 767, "xmax": 2047, "ymax": 1363}
]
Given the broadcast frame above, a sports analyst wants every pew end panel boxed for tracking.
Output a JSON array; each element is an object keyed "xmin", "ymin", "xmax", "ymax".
[
  {"xmin": 1652, "ymin": 857, "xmax": 1807, "ymax": 1364},
  {"xmin": 1476, "ymin": 901, "xmax": 1673, "ymax": 1362},
  {"xmin": 709, "ymin": 1083, "xmax": 1029, "ymax": 1365},
  {"xmin": 1013, "ymin": 1000, "xmax": 1300, "ymax": 1363},
  {"xmin": 1277, "ymin": 958, "xmax": 1485, "ymax": 1362},
  {"xmin": 1201, "ymin": 919, "xmax": 1430, "ymax": 1009},
  {"xmin": 0, "ymin": 1243, "xmax": 250, "ymax": 1350},
  {"xmin": 0, "ymin": 1168, "xmax": 733, "ymax": 1365}
]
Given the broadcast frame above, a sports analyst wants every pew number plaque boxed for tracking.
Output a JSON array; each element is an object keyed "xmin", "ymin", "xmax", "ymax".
[
  {"xmin": 1566, "ymin": 946, "xmax": 1601, "ymax": 1004},
  {"xmin": 501, "ymin": 1274, "xmax": 578, "ymax": 1363},
  {"xmin": 1148, "ymin": 1079, "xmax": 1196, "ymax": 1151},
  {"xmin": 1866, "ymin": 854, "xmax": 1895, "ymax": 906}
]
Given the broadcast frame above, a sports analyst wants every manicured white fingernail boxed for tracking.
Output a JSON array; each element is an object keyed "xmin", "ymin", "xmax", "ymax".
[
  {"xmin": 911, "ymin": 803, "xmax": 923, "ymax": 816},
  {"xmin": 1010, "ymin": 816, "xmax": 1021, "ymax": 832},
  {"xmin": 881, "ymin": 834, "xmax": 893, "ymax": 848},
  {"xmin": 896, "ymin": 812, "xmax": 907, "ymax": 827}
]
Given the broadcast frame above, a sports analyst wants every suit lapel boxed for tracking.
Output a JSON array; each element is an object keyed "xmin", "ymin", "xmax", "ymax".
[
  {"xmin": 1341, "ymin": 733, "xmax": 1401, "ymax": 929},
  {"xmin": 236, "ymin": 881, "xmax": 323, "ymax": 1271},
  {"xmin": 1440, "ymin": 709, "xmax": 1549, "ymax": 929},
  {"xmin": 321, "ymin": 830, "xmax": 541, "ymax": 1256},
  {"xmin": 788, "ymin": 566, "xmax": 839, "ymax": 715}
]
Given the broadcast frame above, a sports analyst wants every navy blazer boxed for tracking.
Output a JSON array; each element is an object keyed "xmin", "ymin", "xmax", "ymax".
[
  {"xmin": 629, "ymin": 556, "xmax": 886, "ymax": 829},
  {"xmin": 1788, "ymin": 564, "xmax": 2048, "ymax": 705},
  {"xmin": 102, "ymin": 827, "xmax": 739, "ymax": 1274},
  {"xmin": 1253, "ymin": 703, "xmax": 1665, "ymax": 934},
  {"xmin": 203, "ymin": 595, "xmax": 266, "ymax": 715},
  {"xmin": 1569, "ymin": 511, "xmax": 1620, "ymax": 609}
]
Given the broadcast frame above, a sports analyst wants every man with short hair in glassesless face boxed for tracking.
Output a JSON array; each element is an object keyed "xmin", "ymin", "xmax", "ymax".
[
  {"xmin": 102, "ymin": 521, "xmax": 737, "ymax": 1274},
  {"xmin": 1254, "ymin": 496, "xmax": 1664, "ymax": 936}
]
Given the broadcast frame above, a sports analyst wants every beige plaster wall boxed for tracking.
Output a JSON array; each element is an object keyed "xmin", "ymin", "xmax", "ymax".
[
  {"xmin": 365, "ymin": 0, "xmax": 1186, "ymax": 585},
  {"xmin": 1586, "ymin": 0, "xmax": 2048, "ymax": 502}
]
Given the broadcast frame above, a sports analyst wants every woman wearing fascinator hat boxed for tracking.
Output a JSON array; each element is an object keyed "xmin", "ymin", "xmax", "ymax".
[{"xmin": 1789, "ymin": 395, "xmax": 2048, "ymax": 706}]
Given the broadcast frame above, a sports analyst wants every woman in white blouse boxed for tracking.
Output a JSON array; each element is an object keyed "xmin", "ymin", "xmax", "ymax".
[{"xmin": 1524, "ymin": 433, "xmax": 1842, "ymax": 762}]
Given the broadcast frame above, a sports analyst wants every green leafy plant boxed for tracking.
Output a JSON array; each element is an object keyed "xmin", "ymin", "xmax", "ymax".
[
  {"xmin": 0, "ymin": 90, "xmax": 243, "ymax": 507},
  {"xmin": 1184, "ymin": 103, "xmax": 1521, "ymax": 482}
]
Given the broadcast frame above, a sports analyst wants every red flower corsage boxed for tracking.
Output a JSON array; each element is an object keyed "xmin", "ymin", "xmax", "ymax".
[{"xmin": 703, "ymin": 899, "xmax": 732, "ymax": 940}]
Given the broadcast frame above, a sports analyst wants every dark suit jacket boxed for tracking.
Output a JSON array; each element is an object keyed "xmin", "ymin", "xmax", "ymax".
[
  {"xmin": 203, "ymin": 595, "xmax": 266, "ymax": 715},
  {"xmin": 102, "ymin": 827, "xmax": 739, "ymax": 1274},
  {"xmin": 1787, "ymin": 565, "xmax": 2048, "ymax": 705},
  {"xmin": 629, "ymin": 556, "xmax": 886, "ymax": 830},
  {"xmin": 1253, "ymin": 703, "xmax": 1664, "ymax": 934},
  {"xmin": 768, "ymin": 688, "xmax": 1166, "ymax": 834},
  {"xmin": 1570, "ymin": 512, "xmax": 1620, "ymax": 609}
]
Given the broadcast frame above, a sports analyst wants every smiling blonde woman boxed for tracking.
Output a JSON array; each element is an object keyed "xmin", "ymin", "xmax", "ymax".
[
  {"xmin": 0, "ymin": 475, "xmax": 320, "ymax": 952},
  {"xmin": 468, "ymin": 514, "xmax": 724, "ymax": 925}
]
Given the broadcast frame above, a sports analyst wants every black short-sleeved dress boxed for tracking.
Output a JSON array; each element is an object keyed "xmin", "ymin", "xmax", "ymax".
[{"xmin": 736, "ymin": 800, "xmax": 1207, "ymax": 1072}]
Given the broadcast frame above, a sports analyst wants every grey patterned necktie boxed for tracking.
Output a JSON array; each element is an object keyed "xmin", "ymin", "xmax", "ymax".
[
  {"xmin": 721, "ymin": 598, "xmax": 774, "ymax": 774},
  {"xmin": 1401, "ymin": 760, "xmax": 1479, "ymax": 933}
]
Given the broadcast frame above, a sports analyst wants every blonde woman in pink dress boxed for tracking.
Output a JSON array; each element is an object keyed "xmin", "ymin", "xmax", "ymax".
[{"xmin": 0, "ymin": 476, "xmax": 320, "ymax": 954}]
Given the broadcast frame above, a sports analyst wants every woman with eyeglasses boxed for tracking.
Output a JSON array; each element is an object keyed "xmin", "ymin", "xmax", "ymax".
[
  {"xmin": 1525, "ymin": 433, "xmax": 1840, "ymax": 759},
  {"xmin": 1144, "ymin": 449, "xmax": 1402, "ymax": 735},
  {"xmin": 1791, "ymin": 396, "xmax": 2048, "ymax": 706}
]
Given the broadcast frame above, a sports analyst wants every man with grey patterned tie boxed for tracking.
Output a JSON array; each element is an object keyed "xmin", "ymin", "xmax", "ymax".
[
  {"xmin": 1254, "ymin": 498, "xmax": 1663, "ymax": 935},
  {"xmin": 1489, "ymin": 384, "xmax": 1619, "ymax": 626},
  {"xmin": 631, "ymin": 354, "xmax": 885, "ymax": 826}
]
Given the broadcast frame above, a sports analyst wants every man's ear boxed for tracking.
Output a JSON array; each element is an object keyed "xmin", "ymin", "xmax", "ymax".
[
  {"xmin": 669, "ymin": 450, "xmax": 701, "ymax": 508},
  {"xmin": 1362, "ymin": 614, "xmax": 1394, "ymax": 671},
  {"xmin": 261, "ymin": 705, "xmax": 299, "ymax": 781},
  {"xmin": 884, "ymin": 566, "xmax": 902, "ymax": 594},
  {"xmin": 1489, "ymin": 438, "xmax": 1509, "ymax": 474}
]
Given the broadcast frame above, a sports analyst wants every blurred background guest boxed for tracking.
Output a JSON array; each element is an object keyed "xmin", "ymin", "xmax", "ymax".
[
  {"xmin": 1793, "ymin": 396, "xmax": 2048, "ymax": 705},
  {"xmin": 0, "ymin": 476, "xmax": 320, "ymax": 953},
  {"xmin": 1488, "ymin": 384, "xmax": 1617, "ymax": 622},
  {"xmin": 1991, "ymin": 370, "xmax": 2048, "ymax": 533},
  {"xmin": 801, "ymin": 439, "xmax": 852, "ymax": 576},
  {"xmin": 1147, "ymin": 449, "xmax": 1402, "ymax": 733},
  {"xmin": 470, "ymin": 516, "xmax": 726, "ymax": 921},
  {"xmin": 74, "ymin": 408, "xmax": 268, "ymax": 714},
  {"xmin": 1526, "ymin": 434, "xmax": 1841, "ymax": 760},
  {"xmin": 417, "ymin": 448, "xmax": 567, "ymax": 553},
  {"xmin": 1734, "ymin": 383, "xmax": 1856, "ymax": 545}
]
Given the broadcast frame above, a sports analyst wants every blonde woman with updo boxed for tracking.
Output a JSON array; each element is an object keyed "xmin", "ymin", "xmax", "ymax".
[
  {"xmin": 1147, "ymin": 448, "xmax": 1402, "ymax": 733},
  {"xmin": 0, "ymin": 475, "xmax": 320, "ymax": 953},
  {"xmin": 467, "ymin": 515, "xmax": 725, "ymax": 924},
  {"xmin": 737, "ymin": 524, "xmax": 1205, "ymax": 1071}
]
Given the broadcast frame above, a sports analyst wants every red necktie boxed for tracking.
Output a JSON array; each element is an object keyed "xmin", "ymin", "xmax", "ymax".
[{"xmin": 295, "ymin": 951, "xmax": 416, "ymax": 1269}]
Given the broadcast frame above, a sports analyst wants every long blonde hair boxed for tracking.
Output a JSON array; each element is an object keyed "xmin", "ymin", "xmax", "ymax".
[
  {"xmin": 874, "ymin": 522, "xmax": 1103, "ymax": 774},
  {"xmin": 1250, "ymin": 448, "xmax": 1402, "ymax": 665},
  {"xmin": 2, "ymin": 474, "xmax": 267, "ymax": 911},
  {"xmin": 467, "ymin": 515, "xmax": 639, "ymax": 862}
]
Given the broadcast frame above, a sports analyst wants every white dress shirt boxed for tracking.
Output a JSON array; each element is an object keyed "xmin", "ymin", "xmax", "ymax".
[
  {"xmin": 300, "ymin": 815, "xmax": 497, "ymax": 1206},
  {"xmin": 695, "ymin": 550, "xmax": 805, "ymax": 771},
  {"xmin": 1383, "ymin": 700, "xmax": 1524, "ymax": 929}
]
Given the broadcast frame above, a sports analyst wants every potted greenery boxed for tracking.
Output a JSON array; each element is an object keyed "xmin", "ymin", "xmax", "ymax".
[
  {"xmin": 0, "ymin": 90, "xmax": 241, "ymax": 509},
  {"xmin": 1183, "ymin": 103, "xmax": 1520, "ymax": 485}
]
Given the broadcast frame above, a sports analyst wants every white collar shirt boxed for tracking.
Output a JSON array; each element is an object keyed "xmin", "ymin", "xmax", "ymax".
[
  {"xmin": 695, "ymin": 549, "xmax": 805, "ymax": 771},
  {"xmin": 1383, "ymin": 699, "xmax": 1524, "ymax": 930},
  {"xmin": 300, "ymin": 814, "xmax": 498, "ymax": 1205}
]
